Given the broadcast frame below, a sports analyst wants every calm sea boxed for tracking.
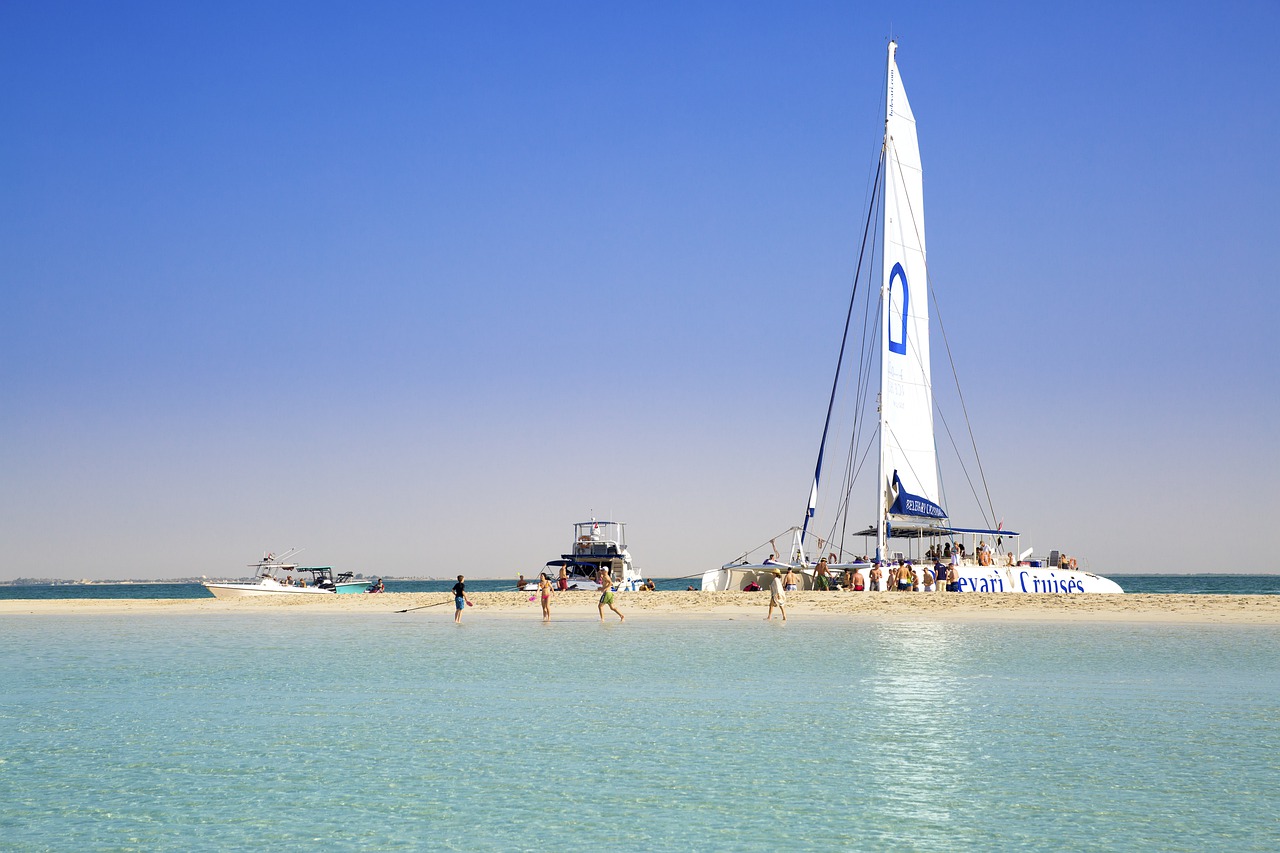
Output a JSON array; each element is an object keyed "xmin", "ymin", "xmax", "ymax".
[
  {"xmin": 3, "ymin": 574, "xmax": 1279, "ymax": 600},
  {"xmin": 1, "ymin": 613, "xmax": 1277, "ymax": 850}
]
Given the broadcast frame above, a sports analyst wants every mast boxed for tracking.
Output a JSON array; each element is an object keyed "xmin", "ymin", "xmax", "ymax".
[{"xmin": 876, "ymin": 40, "xmax": 895, "ymax": 564}]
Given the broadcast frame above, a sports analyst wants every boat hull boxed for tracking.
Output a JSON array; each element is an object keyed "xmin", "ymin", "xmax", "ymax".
[
  {"xmin": 203, "ymin": 582, "xmax": 335, "ymax": 599},
  {"xmin": 702, "ymin": 565, "xmax": 1123, "ymax": 593},
  {"xmin": 954, "ymin": 566, "xmax": 1123, "ymax": 594}
]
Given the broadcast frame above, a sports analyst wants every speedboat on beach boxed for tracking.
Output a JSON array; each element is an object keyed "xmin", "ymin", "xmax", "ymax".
[
  {"xmin": 530, "ymin": 520, "xmax": 644, "ymax": 592},
  {"xmin": 203, "ymin": 550, "xmax": 372, "ymax": 599},
  {"xmin": 704, "ymin": 42, "xmax": 1121, "ymax": 595}
]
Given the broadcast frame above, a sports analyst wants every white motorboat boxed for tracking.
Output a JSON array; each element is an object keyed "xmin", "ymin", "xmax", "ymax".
[
  {"xmin": 705, "ymin": 42, "xmax": 1122, "ymax": 595},
  {"xmin": 531, "ymin": 520, "xmax": 644, "ymax": 592},
  {"xmin": 204, "ymin": 550, "xmax": 372, "ymax": 598}
]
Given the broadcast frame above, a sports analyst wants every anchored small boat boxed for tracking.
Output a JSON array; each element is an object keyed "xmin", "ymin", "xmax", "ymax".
[
  {"xmin": 204, "ymin": 550, "xmax": 372, "ymax": 598},
  {"xmin": 532, "ymin": 520, "xmax": 644, "ymax": 592}
]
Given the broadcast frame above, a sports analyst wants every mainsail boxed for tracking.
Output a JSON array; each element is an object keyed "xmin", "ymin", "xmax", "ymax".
[{"xmin": 879, "ymin": 41, "xmax": 941, "ymax": 525}]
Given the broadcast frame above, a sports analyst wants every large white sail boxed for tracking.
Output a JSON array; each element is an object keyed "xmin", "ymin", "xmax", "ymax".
[{"xmin": 879, "ymin": 41, "xmax": 940, "ymax": 517}]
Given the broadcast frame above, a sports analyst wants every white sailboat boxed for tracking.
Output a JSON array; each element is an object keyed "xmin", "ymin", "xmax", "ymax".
[{"xmin": 705, "ymin": 41, "xmax": 1122, "ymax": 594}]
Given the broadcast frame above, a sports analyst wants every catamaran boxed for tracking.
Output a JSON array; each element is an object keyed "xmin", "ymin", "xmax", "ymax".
[{"xmin": 704, "ymin": 41, "xmax": 1122, "ymax": 594}]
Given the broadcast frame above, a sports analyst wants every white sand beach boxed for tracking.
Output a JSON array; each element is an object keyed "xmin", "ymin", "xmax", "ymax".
[{"xmin": 3, "ymin": 591, "xmax": 1279, "ymax": 624}]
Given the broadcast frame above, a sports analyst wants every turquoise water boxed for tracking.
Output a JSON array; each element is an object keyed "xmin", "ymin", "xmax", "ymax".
[
  {"xmin": 2, "ymin": 615, "xmax": 1277, "ymax": 851},
  {"xmin": 3, "ymin": 574, "xmax": 1280, "ymax": 599}
]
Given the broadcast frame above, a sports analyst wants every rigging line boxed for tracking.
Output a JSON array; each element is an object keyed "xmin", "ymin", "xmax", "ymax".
[
  {"xmin": 724, "ymin": 528, "xmax": 802, "ymax": 566},
  {"xmin": 928, "ymin": 276, "xmax": 997, "ymax": 524},
  {"xmin": 886, "ymin": 135, "xmax": 999, "ymax": 525},
  {"xmin": 799, "ymin": 155, "xmax": 883, "ymax": 541},
  {"xmin": 882, "ymin": 420, "xmax": 933, "ymax": 512},
  {"xmin": 834, "ymin": 163, "xmax": 886, "ymax": 552},
  {"xmin": 835, "ymin": 423, "xmax": 880, "ymax": 554},
  {"xmin": 933, "ymin": 402, "xmax": 992, "ymax": 528}
]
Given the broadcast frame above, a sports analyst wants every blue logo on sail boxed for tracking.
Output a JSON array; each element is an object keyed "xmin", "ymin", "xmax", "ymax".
[
  {"xmin": 888, "ymin": 470, "xmax": 947, "ymax": 520},
  {"xmin": 888, "ymin": 262, "xmax": 908, "ymax": 355}
]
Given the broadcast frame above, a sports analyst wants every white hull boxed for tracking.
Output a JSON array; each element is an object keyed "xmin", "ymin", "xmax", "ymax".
[
  {"xmin": 702, "ymin": 564, "xmax": 1123, "ymax": 594},
  {"xmin": 204, "ymin": 581, "xmax": 335, "ymax": 599},
  {"xmin": 702, "ymin": 565, "xmax": 812, "ymax": 592},
  {"xmin": 954, "ymin": 565, "xmax": 1123, "ymax": 594}
]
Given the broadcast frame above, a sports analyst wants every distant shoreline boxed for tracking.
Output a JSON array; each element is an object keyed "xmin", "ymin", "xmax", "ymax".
[
  {"xmin": 5, "ymin": 572, "xmax": 1280, "ymax": 586},
  {"xmin": 4, "ymin": 591, "xmax": 1279, "ymax": 624}
]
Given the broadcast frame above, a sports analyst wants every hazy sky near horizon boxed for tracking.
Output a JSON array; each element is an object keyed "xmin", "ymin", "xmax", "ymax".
[{"xmin": 3, "ymin": 1, "xmax": 1277, "ymax": 581}]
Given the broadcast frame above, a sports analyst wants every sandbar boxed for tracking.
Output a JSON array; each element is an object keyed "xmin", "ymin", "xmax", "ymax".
[{"xmin": 2, "ymin": 591, "xmax": 1279, "ymax": 624}]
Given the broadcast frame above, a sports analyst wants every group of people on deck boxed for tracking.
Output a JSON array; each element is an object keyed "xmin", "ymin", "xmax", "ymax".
[{"xmin": 750, "ymin": 553, "xmax": 973, "ymax": 593}]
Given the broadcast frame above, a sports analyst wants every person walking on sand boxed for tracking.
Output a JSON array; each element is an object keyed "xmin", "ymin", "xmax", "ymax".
[
  {"xmin": 538, "ymin": 572, "xmax": 554, "ymax": 621},
  {"xmin": 766, "ymin": 568, "xmax": 787, "ymax": 621},
  {"xmin": 452, "ymin": 574, "xmax": 472, "ymax": 623},
  {"xmin": 597, "ymin": 567, "xmax": 624, "ymax": 622}
]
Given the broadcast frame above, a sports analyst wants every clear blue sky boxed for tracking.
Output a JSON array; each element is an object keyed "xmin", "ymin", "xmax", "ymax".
[{"xmin": 2, "ymin": 1, "xmax": 1277, "ymax": 580}]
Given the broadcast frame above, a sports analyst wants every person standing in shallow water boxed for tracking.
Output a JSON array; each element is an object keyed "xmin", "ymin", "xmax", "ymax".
[
  {"xmin": 597, "ymin": 566, "xmax": 624, "ymax": 622},
  {"xmin": 452, "ymin": 575, "xmax": 472, "ymax": 623},
  {"xmin": 538, "ymin": 572, "xmax": 553, "ymax": 621},
  {"xmin": 766, "ymin": 569, "xmax": 787, "ymax": 621}
]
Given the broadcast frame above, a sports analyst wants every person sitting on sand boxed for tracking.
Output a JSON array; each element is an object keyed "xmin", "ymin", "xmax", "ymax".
[{"xmin": 743, "ymin": 580, "xmax": 762, "ymax": 592}]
